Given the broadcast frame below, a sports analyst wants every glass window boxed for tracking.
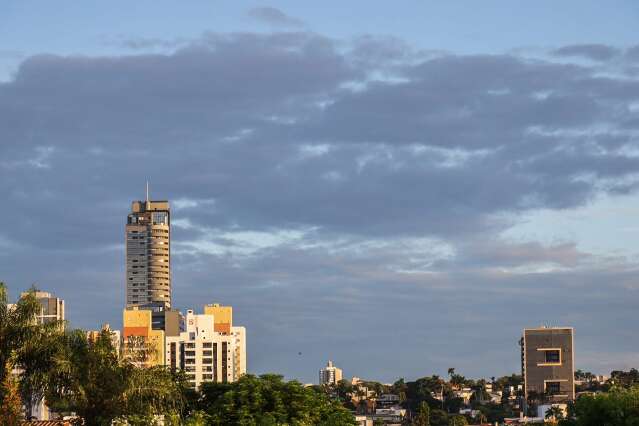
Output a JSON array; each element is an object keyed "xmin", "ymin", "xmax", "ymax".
[
  {"xmin": 545, "ymin": 350, "xmax": 560, "ymax": 363},
  {"xmin": 546, "ymin": 381, "xmax": 561, "ymax": 394}
]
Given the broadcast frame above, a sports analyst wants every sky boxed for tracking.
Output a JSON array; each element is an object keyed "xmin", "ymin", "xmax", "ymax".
[{"xmin": 1, "ymin": 1, "xmax": 639, "ymax": 384}]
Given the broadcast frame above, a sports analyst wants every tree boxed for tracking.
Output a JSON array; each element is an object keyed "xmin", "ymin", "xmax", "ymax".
[
  {"xmin": 448, "ymin": 414, "xmax": 468, "ymax": 426},
  {"xmin": 46, "ymin": 328, "xmax": 187, "ymax": 425},
  {"xmin": 545, "ymin": 405, "xmax": 564, "ymax": 422},
  {"xmin": 200, "ymin": 374, "xmax": 356, "ymax": 425},
  {"xmin": 414, "ymin": 401, "xmax": 430, "ymax": 426},
  {"xmin": 45, "ymin": 329, "xmax": 128, "ymax": 425},
  {"xmin": 0, "ymin": 361, "xmax": 23, "ymax": 425},
  {"xmin": 559, "ymin": 386, "xmax": 639, "ymax": 426},
  {"xmin": 0, "ymin": 283, "xmax": 65, "ymax": 417},
  {"xmin": 430, "ymin": 409, "xmax": 448, "ymax": 426}
]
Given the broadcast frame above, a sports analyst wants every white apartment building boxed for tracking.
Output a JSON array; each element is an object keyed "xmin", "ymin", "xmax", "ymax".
[
  {"xmin": 319, "ymin": 360, "xmax": 343, "ymax": 385},
  {"xmin": 165, "ymin": 309, "xmax": 246, "ymax": 389}
]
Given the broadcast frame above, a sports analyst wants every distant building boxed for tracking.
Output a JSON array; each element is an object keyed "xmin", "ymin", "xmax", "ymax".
[
  {"xmin": 22, "ymin": 290, "xmax": 65, "ymax": 325},
  {"xmin": 165, "ymin": 306, "xmax": 246, "ymax": 389},
  {"xmin": 87, "ymin": 323, "xmax": 121, "ymax": 354},
  {"xmin": 521, "ymin": 327, "xmax": 575, "ymax": 406},
  {"xmin": 126, "ymin": 187, "xmax": 171, "ymax": 309},
  {"xmin": 122, "ymin": 307, "xmax": 165, "ymax": 367},
  {"xmin": 319, "ymin": 360, "xmax": 343, "ymax": 385}
]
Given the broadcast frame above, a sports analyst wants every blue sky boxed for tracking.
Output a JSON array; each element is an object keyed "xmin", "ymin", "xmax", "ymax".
[{"xmin": 1, "ymin": 2, "xmax": 639, "ymax": 384}]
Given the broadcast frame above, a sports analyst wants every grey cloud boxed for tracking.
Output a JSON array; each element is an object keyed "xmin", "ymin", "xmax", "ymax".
[
  {"xmin": 553, "ymin": 43, "xmax": 620, "ymax": 61},
  {"xmin": 2, "ymin": 33, "xmax": 639, "ymax": 381},
  {"xmin": 247, "ymin": 7, "xmax": 304, "ymax": 27}
]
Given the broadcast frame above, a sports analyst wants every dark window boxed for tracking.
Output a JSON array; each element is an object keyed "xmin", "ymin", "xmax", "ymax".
[
  {"xmin": 546, "ymin": 381, "xmax": 561, "ymax": 395},
  {"xmin": 545, "ymin": 350, "xmax": 560, "ymax": 363}
]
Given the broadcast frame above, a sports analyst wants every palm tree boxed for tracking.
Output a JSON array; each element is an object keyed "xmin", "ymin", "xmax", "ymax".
[
  {"xmin": 0, "ymin": 283, "xmax": 64, "ymax": 415},
  {"xmin": 545, "ymin": 405, "xmax": 564, "ymax": 422}
]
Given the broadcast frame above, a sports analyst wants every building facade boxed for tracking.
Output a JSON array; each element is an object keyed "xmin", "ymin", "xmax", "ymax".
[
  {"xmin": 319, "ymin": 360, "xmax": 343, "ymax": 385},
  {"xmin": 17, "ymin": 290, "xmax": 65, "ymax": 325},
  {"xmin": 165, "ymin": 307, "xmax": 246, "ymax": 389},
  {"xmin": 521, "ymin": 327, "xmax": 575, "ymax": 405},
  {"xmin": 125, "ymin": 192, "xmax": 171, "ymax": 309},
  {"xmin": 122, "ymin": 307, "xmax": 165, "ymax": 367}
]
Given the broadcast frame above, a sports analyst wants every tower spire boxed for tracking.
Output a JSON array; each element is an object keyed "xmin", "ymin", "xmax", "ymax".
[{"xmin": 145, "ymin": 181, "xmax": 150, "ymax": 209}]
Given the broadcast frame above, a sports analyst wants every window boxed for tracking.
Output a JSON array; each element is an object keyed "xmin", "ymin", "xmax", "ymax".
[
  {"xmin": 202, "ymin": 358, "xmax": 213, "ymax": 364},
  {"xmin": 546, "ymin": 381, "xmax": 561, "ymax": 395},
  {"xmin": 185, "ymin": 343, "xmax": 195, "ymax": 349},
  {"xmin": 203, "ymin": 343, "xmax": 212, "ymax": 348},
  {"xmin": 203, "ymin": 350, "xmax": 212, "ymax": 356},
  {"xmin": 545, "ymin": 350, "xmax": 560, "ymax": 363},
  {"xmin": 203, "ymin": 374, "xmax": 213, "ymax": 381},
  {"xmin": 184, "ymin": 351, "xmax": 195, "ymax": 357}
]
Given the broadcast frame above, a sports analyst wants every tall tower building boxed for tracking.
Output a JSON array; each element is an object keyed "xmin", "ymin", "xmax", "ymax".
[{"xmin": 126, "ymin": 185, "xmax": 171, "ymax": 308}]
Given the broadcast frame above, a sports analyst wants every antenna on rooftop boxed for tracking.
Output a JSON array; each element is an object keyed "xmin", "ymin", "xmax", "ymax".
[{"xmin": 145, "ymin": 181, "xmax": 151, "ymax": 209}]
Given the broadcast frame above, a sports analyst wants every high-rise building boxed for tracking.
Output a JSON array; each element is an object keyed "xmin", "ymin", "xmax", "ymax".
[
  {"xmin": 521, "ymin": 327, "xmax": 575, "ymax": 406},
  {"xmin": 165, "ymin": 306, "xmax": 246, "ymax": 389},
  {"xmin": 319, "ymin": 360, "xmax": 343, "ymax": 385},
  {"xmin": 125, "ymin": 185, "xmax": 171, "ymax": 308}
]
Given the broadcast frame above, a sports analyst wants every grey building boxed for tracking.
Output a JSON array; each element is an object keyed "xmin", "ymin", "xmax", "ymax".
[
  {"xmin": 125, "ymin": 186, "xmax": 171, "ymax": 308},
  {"xmin": 521, "ymin": 327, "xmax": 575, "ymax": 406}
]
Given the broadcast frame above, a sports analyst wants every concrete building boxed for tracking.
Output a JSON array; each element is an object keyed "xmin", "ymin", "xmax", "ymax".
[
  {"xmin": 126, "ymin": 185, "xmax": 171, "ymax": 309},
  {"xmin": 521, "ymin": 327, "xmax": 575, "ymax": 406},
  {"xmin": 16, "ymin": 290, "xmax": 65, "ymax": 325},
  {"xmin": 122, "ymin": 307, "xmax": 165, "ymax": 367},
  {"xmin": 165, "ymin": 306, "xmax": 246, "ymax": 389},
  {"xmin": 319, "ymin": 360, "xmax": 343, "ymax": 385}
]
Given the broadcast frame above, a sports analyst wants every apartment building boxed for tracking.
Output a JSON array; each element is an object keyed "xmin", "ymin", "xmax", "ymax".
[
  {"xmin": 165, "ymin": 307, "xmax": 246, "ymax": 389},
  {"xmin": 122, "ymin": 307, "xmax": 165, "ymax": 367},
  {"xmin": 521, "ymin": 327, "xmax": 575, "ymax": 405},
  {"xmin": 319, "ymin": 360, "xmax": 343, "ymax": 385},
  {"xmin": 125, "ymin": 186, "xmax": 171, "ymax": 308}
]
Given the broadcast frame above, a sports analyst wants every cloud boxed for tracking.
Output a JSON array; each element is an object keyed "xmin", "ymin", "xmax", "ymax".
[
  {"xmin": 552, "ymin": 44, "xmax": 620, "ymax": 61},
  {"xmin": 2, "ymin": 32, "xmax": 639, "ymax": 381},
  {"xmin": 247, "ymin": 7, "xmax": 304, "ymax": 28}
]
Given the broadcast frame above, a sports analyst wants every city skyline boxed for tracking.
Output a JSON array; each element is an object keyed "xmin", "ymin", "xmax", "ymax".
[{"xmin": 2, "ymin": 2, "xmax": 639, "ymax": 384}]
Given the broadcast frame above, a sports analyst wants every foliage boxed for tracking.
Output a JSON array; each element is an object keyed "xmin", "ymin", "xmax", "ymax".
[
  {"xmin": 609, "ymin": 369, "xmax": 639, "ymax": 388},
  {"xmin": 559, "ymin": 386, "xmax": 639, "ymax": 426},
  {"xmin": 429, "ymin": 409, "xmax": 448, "ymax": 426},
  {"xmin": 0, "ymin": 362, "xmax": 23, "ymax": 425},
  {"xmin": 46, "ymin": 328, "xmax": 187, "ymax": 425},
  {"xmin": 413, "ymin": 401, "xmax": 430, "ymax": 426},
  {"xmin": 448, "ymin": 414, "xmax": 468, "ymax": 426},
  {"xmin": 199, "ymin": 374, "xmax": 357, "ymax": 425},
  {"xmin": 0, "ymin": 282, "xmax": 64, "ymax": 412},
  {"xmin": 545, "ymin": 405, "xmax": 564, "ymax": 421}
]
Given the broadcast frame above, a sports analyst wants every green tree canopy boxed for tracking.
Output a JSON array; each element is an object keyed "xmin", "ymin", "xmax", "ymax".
[{"xmin": 199, "ymin": 374, "xmax": 356, "ymax": 425}]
